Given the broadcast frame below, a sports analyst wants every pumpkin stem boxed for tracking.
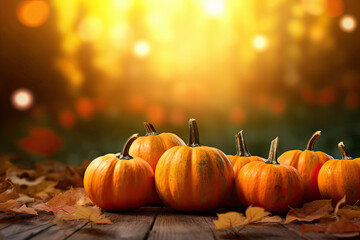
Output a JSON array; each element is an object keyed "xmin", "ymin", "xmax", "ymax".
[
  {"xmin": 235, "ymin": 130, "xmax": 251, "ymax": 157},
  {"xmin": 117, "ymin": 133, "xmax": 139, "ymax": 160},
  {"xmin": 265, "ymin": 137, "xmax": 280, "ymax": 165},
  {"xmin": 338, "ymin": 141, "xmax": 352, "ymax": 160},
  {"xmin": 306, "ymin": 131, "xmax": 321, "ymax": 151},
  {"xmin": 143, "ymin": 122, "xmax": 157, "ymax": 136},
  {"xmin": 188, "ymin": 118, "xmax": 201, "ymax": 147}
]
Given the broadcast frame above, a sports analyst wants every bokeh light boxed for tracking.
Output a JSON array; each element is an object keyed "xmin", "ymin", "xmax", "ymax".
[
  {"xmin": 204, "ymin": 0, "xmax": 225, "ymax": 17},
  {"xmin": 340, "ymin": 15, "xmax": 357, "ymax": 33},
  {"xmin": 11, "ymin": 89, "xmax": 34, "ymax": 111},
  {"xmin": 301, "ymin": 0, "xmax": 326, "ymax": 16},
  {"xmin": 253, "ymin": 35, "xmax": 267, "ymax": 51},
  {"xmin": 134, "ymin": 41, "xmax": 150, "ymax": 58},
  {"xmin": 17, "ymin": 0, "xmax": 49, "ymax": 27},
  {"xmin": 77, "ymin": 17, "xmax": 103, "ymax": 42}
]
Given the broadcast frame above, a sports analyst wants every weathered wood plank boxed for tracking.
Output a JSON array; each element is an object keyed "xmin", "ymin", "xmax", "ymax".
[
  {"xmin": 0, "ymin": 214, "xmax": 55, "ymax": 240},
  {"xmin": 30, "ymin": 221, "xmax": 88, "ymax": 240},
  {"xmin": 67, "ymin": 207, "xmax": 160, "ymax": 240},
  {"xmin": 283, "ymin": 223, "xmax": 340, "ymax": 240},
  {"xmin": 214, "ymin": 223, "xmax": 306, "ymax": 240},
  {"xmin": 148, "ymin": 208, "xmax": 217, "ymax": 240}
]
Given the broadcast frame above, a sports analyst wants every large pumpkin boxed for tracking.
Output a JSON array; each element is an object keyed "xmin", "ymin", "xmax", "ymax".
[
  {"xmin": 278, "ymin": 131, "xmax": 333, "ymax": 202},
  {"xmin": 84, "ymin": 134, "xmax": 154, "ymax": 211},
  {"xmin": 155, "ymin": 119, "xmax": 234, "ymax": 212},
  {"xmin": 318, "ymin": 142, "xmax": 360, "ymax": 205},
  {"xmin": 236, "ymin": 137, "xmax": 303, "ymax": 214},
  {"xmin": 225, "ymin": 130, "xmax": 265, "ymax": 207},
  {"xmin": 129, "ymin": 122, "xmax": 185, "ymax": 204}
]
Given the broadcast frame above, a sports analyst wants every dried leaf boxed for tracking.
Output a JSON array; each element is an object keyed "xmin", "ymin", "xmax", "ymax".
[
  {"xmin": 334, "ymin": 196, "xmax": 346, "ymax": 218},
  {"xmin": 256, "ymin": 215, "xmax": 283, "ymax": 223},
  {"xmin": 8, "ymin": 174, "xmax": 45, "ymax": 186},
  {"xmin": 214, "ymin": 206, "xmax": 273, "ymax": 230},
  {"xmin": 33, "ymin": 188, "xmax": 91, "ymax": 214},
  {"xmin": 337, "ymin": 206, "xmax": 360, "ymax": 220},
  {"xmin": 213, "ymin": 212, "xmax": 245, "ymax": 230},
  {"xmin": 300, "ymin": 223, "xmax": 327, "ymax": 234},
  {"xmin": 11, "ymin": 204, "xmax": 38, "ymax": 215},
  {"xmin": 244, "ymin": 206, "xmax": 270, "ymax": 224},
  {"xmin": 0, "ymin": 199, "xmax": 19, "ymax": 212},
  {"xmin": 285, "ymin": 200, "xmax": 334, "ymax": 223},
  {"xmin": 58, "ymin": 205, "xmax": 112, "ymax": 224},
  {"xmin": 0, "ymin": 180, "xmax": 19, "ymax": 202},
  {"xmin": 16, "ymin": 195, "xmax": 35, "ymax": 204},
  {"xmin": 326, "ymin": 219, "xmax": 360, "ymax": 234}
]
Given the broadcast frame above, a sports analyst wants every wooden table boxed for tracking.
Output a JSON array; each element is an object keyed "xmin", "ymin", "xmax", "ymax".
[{"xmin": 0, "ymin": 207, "xmax": 342, "ymax": 240}]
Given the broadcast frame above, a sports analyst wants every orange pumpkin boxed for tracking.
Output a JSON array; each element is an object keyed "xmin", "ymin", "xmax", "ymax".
[
  {"xmin": 155, "ymin": 119, "xmax": 234, "ymax": 212},
  {"xmin": 129, "ymin": 122, "xmax": 185, "ymax": 204},
  {"xmin": 278, "ymin": 131, "xmax": 333, "ymax": 202},
  {"xmin": 84, "ymin": 134, "xmax": 154, "ymax": 211},
  {"xmin": 318, "ymin": 142, "xmax": 360, "ymax": 205},
  {"xmin": 236, "ymin": 137, "xmax": 303, "ymax": 214},
  {"xmin": 225, "ymin": 130, "xmax": 265, "ymax": 207}
]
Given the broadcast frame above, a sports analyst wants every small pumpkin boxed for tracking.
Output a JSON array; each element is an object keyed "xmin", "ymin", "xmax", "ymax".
[
  {"xmin": 155, "ymin": 119, "xmax": 234, "ymax": 212},
  {"xmin": 225, "ymin": 130, "xmax": 265, "ymax": 207},
  {"xmin": 278, "ymin": 131, "xmax": 333, "ymax": 202},
  {"xmin": 318, "ymin": 142, "xmax": 360, "ymax": 205},
  {"xmin": 84, "ymin": 134, "xmax": 154, "ymax": 211},
  {"xmin": 236, "ymin": 137, "xmax": 303, "ymax": 214},
  {"xmin": 129, "ymin": 122, "xmax": 185, "ymax": 204}
]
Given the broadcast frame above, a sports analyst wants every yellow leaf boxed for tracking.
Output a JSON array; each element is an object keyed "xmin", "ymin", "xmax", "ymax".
[
  {"xmin": 58, "ymin": 205, "xmax": 112, "ymax": 224},
  {"xmin": 285, "ymin": 199, "xmax": 333, "ymax": 223},
  {"xmin": 244, "ymin": 206, "xmax": 270, "ymax": 224},
  {"xmin": 256, "ymin": 215, "xmax": 283, "ymax": 223},
  {"xmin": 213, "ymin": 212, "xmax": 245, "ymax": 230}
]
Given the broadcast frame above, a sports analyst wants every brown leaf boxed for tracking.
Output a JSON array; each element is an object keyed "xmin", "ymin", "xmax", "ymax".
[
  {"xmin": 0, "ymin": 180, "xmax": 19, "ymax": 202},
  {"xmin": 256, "ymin": 215, "xmax": 283, "ymax": 223},
  {"xmin": 334, "ymin": 196, "xmax": 346, "ymax": 217},
  {"xmin": 326, "ymin": 219, "xmax": 360, "ymax": 234},
  {"xmin": 300, "ymin": 223, "xmax": 327, "ymax": 234},
  {"xmin": 285, "ymin": 200, "xmax": 333, "ymax": 223},
  {"xmin": 17, "ymin": 180, "xmax": 59, "ymax": 198},
  {"xmin": 16, "ymin": 195, "xmax": 35, "ymax": 204},
  {"xmin": 11, "ymin": 204, "xmax": 38, "ymax": 215},
  {"xmin": 57, "ymin": 205, "xmax": 112, "ymax": 224},
  {"xmin": 0, "ymin": 199, "xmax": 20, "ymax": 212},
  {"xmin": 33, "ymin": 188, "xmax": 91, "ymax": 214},
  {"xmin": 214, "ymin": 206, "xmax": 272, "ymax": 230},
  {"xmin": 337, "ymin": 205, "xmax": 360, "ymax": 220}
]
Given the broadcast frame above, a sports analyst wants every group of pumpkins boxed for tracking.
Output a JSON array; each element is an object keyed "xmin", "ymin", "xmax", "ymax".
[{"xmin": 83, "ymin": 119, "xmax": 360, "ymax": 214}]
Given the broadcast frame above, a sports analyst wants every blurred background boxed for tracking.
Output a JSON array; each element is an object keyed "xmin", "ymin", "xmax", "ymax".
[{"xmin": 1, "ymin": 0, "xmax": 360, "ymax": 165}]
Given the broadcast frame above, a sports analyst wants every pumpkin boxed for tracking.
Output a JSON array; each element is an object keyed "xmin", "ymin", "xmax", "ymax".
[
  {"xmin": 155, "ymin": 118, "xmax": 234, "ymax": 212},
  {"xmin": 84, "ymin": 134, "xmax": 154, "ymax": 211},
  {"xmin": 278, "ymin": 131, "xmax": 333, "ymax": 202},
  {"xmin": 318, "ymin": 142, "xmax": 360, "ymax": 205},
  {"xmin": 225, "ymin": 130, "xmax": 265, "ymax": 207},
  {"xmin": 236, "ymin": 137, "xmax": 303, "ymax": 214},
  {"xmin": 129, "ymin": 122, "xmax": 185, "ymax": 204}
]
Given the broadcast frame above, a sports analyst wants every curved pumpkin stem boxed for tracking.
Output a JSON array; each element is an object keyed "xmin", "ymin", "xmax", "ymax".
[
  {"xmin": 235, "ymin": 130, "xmax": 251, "ymax": 157},
  {"xmin": 188, "ymin": 118, "xmax": 201, "ymax": 147},
  {"xmin": 265, "ymin": 137, "xmax": 280, "ymax": 165},
  {"xmin": 306, "ymin": 131, "xmax": 321, "ymax": 151},
  {"xmin": 117, "ymin": 134, "xmax": 139, "ymax": 160},
  {"xmin": 143, "ymin": 122, "xmax": 157, "ymax": 136},
  {"xmin": 338, "ymin": 141, "xmax": 352, "ymax": 160}
]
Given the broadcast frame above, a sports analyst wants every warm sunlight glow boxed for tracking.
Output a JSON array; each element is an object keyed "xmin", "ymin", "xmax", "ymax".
[
  {"xmin": 11, "ymin": 89, "xmax": 34, "ymax": 110},
  {"xmin": 204, "ymin": 0, "xmax": 225, "ymax": 17},
  {"xmin": 17, "ymin": 0, "xmax": 49, "ymax": 27},
  {"xmin": 253, "ymin": 35, "xmax": 267, "ymax": 51},
  {"xmin": 77, "ymin": 17, "xmax": 103, "ymax": 42},
  {"xmin": 134, "ymin": 41, "xmax": 150, "ymax": 57},
  {"xmin": 340, "ymin": 15, "xmax": 357, "ymax": 33}
]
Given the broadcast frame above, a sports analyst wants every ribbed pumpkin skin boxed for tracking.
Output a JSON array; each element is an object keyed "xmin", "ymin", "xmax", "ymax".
[
  {"xmin": 155, "ymin": 146, "xmax": 234, "ymax": 212},
  {"xmin": 236, "ymin": 161, "xmax": 303, "ymax": 214},
  {"xmin": 278, "ymin": 150, "xmax": 332, "ymax": 202},
  {"xmin": 229, "ymin": 155, "xmax": 266, "ymax": 176},
  {"xmin": 318, "ymin": 159, "xmax": 360, "ymax": 205},
  {"xmin": 129, "ymin": 133, "xmax": 185, "ymax": 170},
  {"xmin": 84, "ymin": 154, "xmax": 154, "ymax": 211}
]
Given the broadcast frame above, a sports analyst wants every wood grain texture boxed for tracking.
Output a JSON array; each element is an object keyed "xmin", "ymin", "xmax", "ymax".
[
  {"xmin": 284, "ymin": 223, "xmax": 340, "ymax": 240},
  {"xmin": 67, "ymin": 207, "xmax": 160, "ymax": 240},
  {"xmin": 148, "ymin": 208, "xmax": 217, "ymax": 240}
]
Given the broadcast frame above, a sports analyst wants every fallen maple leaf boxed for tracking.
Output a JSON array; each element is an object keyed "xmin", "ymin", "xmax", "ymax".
[
  {"xmin": 58, "ymin": 205, "xmax": 112, "ymax": 225},
  {"xmin": 256, "ymin": 215, "xmax": 283, "ymax": 223},
  {"xmin": 213, "ymin": 212, "xmax": 245, "ymax": 230},
  {"xmin": 0, "ymin": 199, "xmax": 37, "ymax": 215},
  {"xmin": 11, "ymin": 204, "xmax": 38, "ymax": 215},
  {"xmin": 0, "ymin": 180, "xmax": 19, "ymax": 202},
  {"xmin": 326, "ymin": 219, "xmax": 360, "ymax": 234},
  {"xmin": 33, "ymin": 188, "xmax": 91, "ymax": 214},
  {"xmin": 214, "ymin": 206, "xmax": 275, "ymax": 230},
  {"xmin": 300, "ymin": 223, "xmax": 327, "ymax": 234},
  {"xmin": 285, "ymin": 200, "xmax": 333, "ymax": 223}
]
